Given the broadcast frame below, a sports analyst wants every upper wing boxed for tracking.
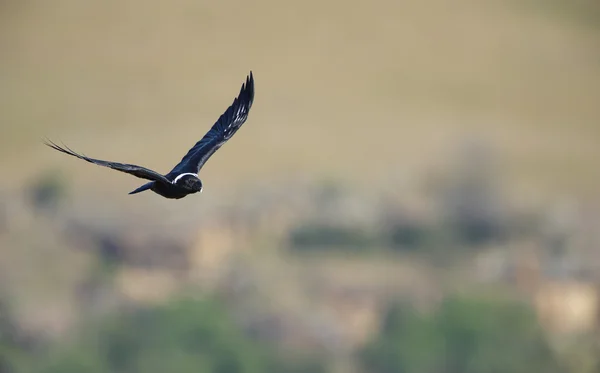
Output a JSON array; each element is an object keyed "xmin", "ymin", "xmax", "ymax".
[
  {"xmin": 44, "ymin": 139, "xmax": 171, "ymax": 184},
  {"xmin": 167, "ymin": 72, "xmax": 255, "ymax": 176}
]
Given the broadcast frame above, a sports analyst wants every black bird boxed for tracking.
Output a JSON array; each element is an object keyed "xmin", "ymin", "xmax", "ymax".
[{"xmin": 45, "ymin": 72, "xmax": 254, "ymax": 199}]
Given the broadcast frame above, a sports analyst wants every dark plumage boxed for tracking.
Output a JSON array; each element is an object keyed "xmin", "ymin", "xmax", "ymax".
[{"xmin": 45, "ymin": 72, "xmax": 255, "ymax": 199}]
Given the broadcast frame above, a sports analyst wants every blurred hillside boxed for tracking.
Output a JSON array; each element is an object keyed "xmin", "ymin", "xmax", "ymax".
[{"xmin": 1, "ymin": 0, "xmax": 600, "ymax": 373}]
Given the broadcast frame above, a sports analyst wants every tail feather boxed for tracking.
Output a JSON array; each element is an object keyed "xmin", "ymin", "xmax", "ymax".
[{"xmin": 129, "ymin": 182, "xmax": 153, "ymax": 195}]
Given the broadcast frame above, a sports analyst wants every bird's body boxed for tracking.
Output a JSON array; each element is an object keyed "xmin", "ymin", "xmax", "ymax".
[
  {"xmin": 45, "ymin": 72, "xmax": 254, "ymax": 200},
  {"xmin": 134, "ymin": 173, "xmax": 203, "ymax": 199}
]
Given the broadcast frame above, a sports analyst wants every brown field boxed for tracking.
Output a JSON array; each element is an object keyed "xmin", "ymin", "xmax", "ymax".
[{"xmin": 1, "ymin": 0, "xmax": 598, "ymax": 202}]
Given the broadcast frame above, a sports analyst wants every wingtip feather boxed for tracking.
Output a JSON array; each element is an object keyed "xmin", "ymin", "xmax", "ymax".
[{"xmin": 243, "ymin": 70, "xmax": 255, "ymax": 106}]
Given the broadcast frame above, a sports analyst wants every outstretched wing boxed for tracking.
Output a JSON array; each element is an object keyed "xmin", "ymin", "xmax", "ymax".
[
  {"xmin": 167, "ymin": 72, "xmax": 255, "ymax": 176},
  {"xmin": 44, "ymin": 139, "xmax": 171, "ymax": 184}
]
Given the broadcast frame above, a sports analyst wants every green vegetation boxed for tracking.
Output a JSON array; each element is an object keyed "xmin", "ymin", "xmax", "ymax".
[
  {"xmin": 2, "ymin": 291, "xmax": 575, "ymax": 373},
  {"xmin": 0, "ymin": 297, "xmax": 36, "ymax": 373},
  {"xmin": 13, "ymin": 296, "xmax": 323, "ymax": 373},
  {"xmin": 27, "ymin": 171, "xmax": 68, "ymax": 212},
  {"xmin": 289, "ymin": 223, "xmax": 376, "ymax": 251},
  {"xmin": 360, "ymin": 296, "xmax": 564, "ymax": 373},
  {"xmin": 519, "ymin": 0, "xmax": 600, "ymax": 29}
]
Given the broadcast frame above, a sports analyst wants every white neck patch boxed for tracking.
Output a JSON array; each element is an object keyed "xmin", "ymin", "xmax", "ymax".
[{"xmin": 172, "ymin": 172, "xmax": 198, "ymax": 184}]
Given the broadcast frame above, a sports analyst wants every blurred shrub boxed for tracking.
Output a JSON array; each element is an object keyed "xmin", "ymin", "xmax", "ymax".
[
  {"xmin": 360, "ymin": 295, "xmax": 564, "ymax": 373},
  {"xmin": 30, "ymin": 296, "xmax": 324, "ymax": 373},
  {"xmin": 382, "ymin": 213, "xmax": 439, "ymax": 253},
  {"xmin": 442, "ymin": 180, "xmax": 507, "ymax": 247},
  {"xmin": 28, "ymin": 171, "xmax": 67, "ymax": 211},
  {"xmin": 268, "ymin": 353, "xmax": 329, "ymax": 373},
  {"xmin": 388, "ymin": 220, "xmax": 429, "ymax": 250},
  {"xmin": 0, "ymin": 297, "xmax": 36, "ymax": 373},
  {"xmin": 428, "ymin": 141, "xmax": 510, "ymax": 247},
  {"xmin": 557, "ymin": 334, "xmax": 600, "ymax": 373},
  {"xmin": 522, "ymin": 0, "xmax": 600, "ymax": 28},
  {"xmin": 0, "ymin": 300, "xmax": 19, "ymax": 373},
  {"xmin": 289, "ymin": 223, "xmax": 375, "ymax": 251}
]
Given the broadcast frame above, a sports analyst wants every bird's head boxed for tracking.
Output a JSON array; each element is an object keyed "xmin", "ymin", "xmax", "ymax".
[{"xmin": 173, "ymin": 173, "xmax": 203, "ymax": 193}]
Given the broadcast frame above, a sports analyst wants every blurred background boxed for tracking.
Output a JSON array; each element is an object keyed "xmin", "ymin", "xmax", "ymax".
[{"xmin": 1, "ymin": 0, "xmax": 600, "ymax": 372}]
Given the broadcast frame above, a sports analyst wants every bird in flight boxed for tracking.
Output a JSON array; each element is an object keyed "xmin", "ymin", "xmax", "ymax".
[{"xmin": 45, "ymin": 72, "xmax": 254, "ymax": 199}]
